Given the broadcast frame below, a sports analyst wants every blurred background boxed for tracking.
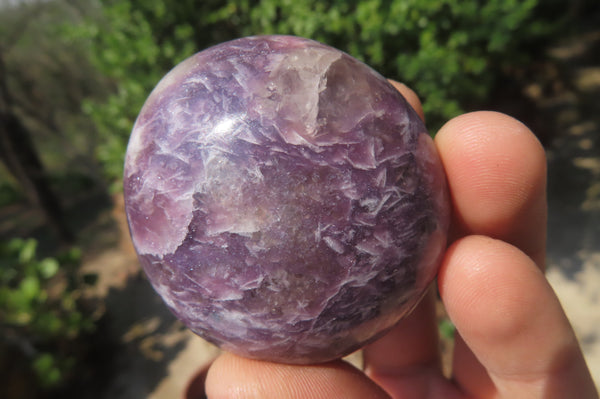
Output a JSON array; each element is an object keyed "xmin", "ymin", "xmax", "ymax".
[{"xmin": 0, "ymin": 0, "xmax": 598, "ymax": 398}]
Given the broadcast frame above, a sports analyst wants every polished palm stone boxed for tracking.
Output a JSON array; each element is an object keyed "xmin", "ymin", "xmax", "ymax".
[{"xmin": 124, "ymin": 35, "xmax": 449, "ymax": 364}]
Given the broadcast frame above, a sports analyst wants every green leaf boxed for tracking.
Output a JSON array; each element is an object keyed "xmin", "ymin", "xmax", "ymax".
[
  {"xmin": 39, "ymin": 258, "xmax": 59, "ymax": 279},
  {"xmin": 439, "ymin": 318, "xmax": 456, "ymax": 340},
  {"xmin": 35, "ymin": 312, "xmax": 64, "ymax": 335},
  {"xmin": 20, "ymin": 276, "xmax": 41, "ymax": 301},
  {"xmin": 19, "ymin": 239, "xmax": 37, "ymax": 264},
  {"xmin": 33, "ymin": 353, "xmax": 62, "ymax": 387}
]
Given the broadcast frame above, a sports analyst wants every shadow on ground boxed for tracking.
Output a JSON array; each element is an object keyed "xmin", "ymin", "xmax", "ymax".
[
  {"xmin": 86, "ymin": 273, "xmax": 189, "ymax": 399},
  {"xmin": 540, "ymin": 26, "xmax": 600, "ymax": 388},
  {"xmin": 543, "ymin": 27, "xmax": 600, "ymax": 276}
]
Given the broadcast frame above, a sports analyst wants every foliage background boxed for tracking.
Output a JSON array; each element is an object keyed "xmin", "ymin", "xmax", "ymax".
[{"xmin": 79, "ymin": 0, "xmax": 566, "ymax": 184}]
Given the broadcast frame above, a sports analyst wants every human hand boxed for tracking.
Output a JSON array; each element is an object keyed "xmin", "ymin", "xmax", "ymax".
[{"xmin": 205, "ymin": 82, "xmax": 599, "ymax": 399}]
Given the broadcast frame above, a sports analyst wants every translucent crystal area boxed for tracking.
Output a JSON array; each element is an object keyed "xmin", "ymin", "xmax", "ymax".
[{"xmin": 123, "ymin": 35, "xmax": 450, "ymax": 364}]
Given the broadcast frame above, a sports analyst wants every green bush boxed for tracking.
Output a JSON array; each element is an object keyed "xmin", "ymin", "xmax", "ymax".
[
  {"xmin": 0, "ymin": 238, "xmax": 94, "ymax": 388},
  {"xmin": 76, "ymin": 0, "xmax": 558, "ymax": 187},
  {"xmin": 228, "ymin": 0, "xmax": 549, "ymax": 123}
]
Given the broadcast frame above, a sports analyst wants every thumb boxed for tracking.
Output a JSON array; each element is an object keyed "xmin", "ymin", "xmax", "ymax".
[{"xmin": 205, "ymin": 352, "xmax": 390, "ymax": 399}]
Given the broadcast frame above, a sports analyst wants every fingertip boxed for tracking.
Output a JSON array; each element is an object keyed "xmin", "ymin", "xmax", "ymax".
[
  {"xmin": 438, "ymin": 235, "xmax": 594, "ymax": 398},
  {"xmin": 205, "ymin": 352, "xmax": 390, "ymax": 399},
  {"xmin": 438, "ymin": 235, "xmax": 548, "ymax": 343},
  {"xmin": 434, "ymin": 111, "xmax": 547, "ymax": 267},
  {"xmin": 436, "ymin": 111, "xmax": 546, "ymax": 175}
]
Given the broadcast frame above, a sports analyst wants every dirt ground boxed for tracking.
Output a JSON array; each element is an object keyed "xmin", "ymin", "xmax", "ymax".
[{"xmin": 543, "ymin": 29, "xmax": 600, "ymax": 389}]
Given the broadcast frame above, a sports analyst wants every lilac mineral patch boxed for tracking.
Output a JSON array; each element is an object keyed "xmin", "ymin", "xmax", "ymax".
[{"xmin": 124, "ymin": 35, "xmax": 450, "ymax": 364}]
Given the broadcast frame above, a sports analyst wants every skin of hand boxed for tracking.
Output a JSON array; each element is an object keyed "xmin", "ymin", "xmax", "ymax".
[{"xmin": 204, "ymin": 81, "xmax": 599, "ymax": 399}]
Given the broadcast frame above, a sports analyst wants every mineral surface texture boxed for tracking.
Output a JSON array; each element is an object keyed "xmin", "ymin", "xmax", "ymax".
[{"xmin": 124, "ymin": 35, "xmax": 450, "ymax": 364}]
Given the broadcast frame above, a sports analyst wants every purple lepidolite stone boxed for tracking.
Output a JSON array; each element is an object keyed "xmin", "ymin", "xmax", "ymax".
[{"xmin": 124, "ymin": 35, "xmax": 449, "ymax": 364}]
